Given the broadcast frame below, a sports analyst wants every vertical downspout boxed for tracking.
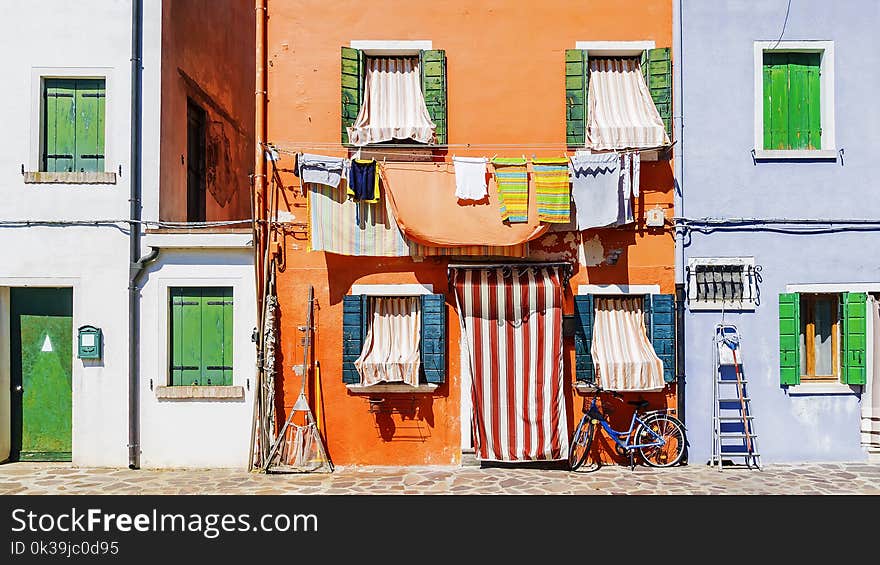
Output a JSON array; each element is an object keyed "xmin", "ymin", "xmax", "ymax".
[
  {"xmin": 673, "ymin": 0, "xmax": 686, "ymax": 425},
  {"xmin": 248, "ymin": 0, "xmax": 268, "ymax": 472},
  {"xmin": 128, "ymin": 0, "xmax": 145, "ymax": 469}
]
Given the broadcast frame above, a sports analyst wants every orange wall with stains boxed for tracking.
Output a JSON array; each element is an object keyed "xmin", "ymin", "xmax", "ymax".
[
  {"xmin": 265, "ymin": 0, "xmax": 675, "ymax": 466},
  {"xmin": 160, "ymin": 0, "xmax": 255, "ymax": 223}
]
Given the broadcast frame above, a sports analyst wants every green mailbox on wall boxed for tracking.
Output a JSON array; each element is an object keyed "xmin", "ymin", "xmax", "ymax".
[{"xmin": 77, "ymin": 325, "xmax": 102, "ymax": 360}]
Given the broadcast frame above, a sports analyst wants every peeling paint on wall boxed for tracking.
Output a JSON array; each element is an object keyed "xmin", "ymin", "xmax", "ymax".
[{"xmin": 579, "ymin": 234, "xmax": 605, "ymax": 266}]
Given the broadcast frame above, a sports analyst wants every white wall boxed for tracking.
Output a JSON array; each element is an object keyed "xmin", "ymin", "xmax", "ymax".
[
  {"xmin": 138, "ymin": 248, "xmax": 256, "ymax": 468},
  {"xmin": 0, "ymin": 288, "xmax": 10, "ymax": 462}
]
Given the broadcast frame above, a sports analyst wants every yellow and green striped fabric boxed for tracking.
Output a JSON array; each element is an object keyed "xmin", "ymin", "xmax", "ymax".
[
  {"xmin": 533, "ymin": 157, "xmax": 571, "ymax": 223},
  {"xmin": 492, "ymin": 157, "xmax": 529, "ymax": 223}
]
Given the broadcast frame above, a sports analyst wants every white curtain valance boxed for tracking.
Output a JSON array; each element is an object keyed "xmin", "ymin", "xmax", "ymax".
[
  {"xmin": 586, "ymin": 58, "xmax": 671, "ymax": 151},
  {"xmin": 591, "ymin": 297, "xmax": 665, "ymax": 391},
  {"xmin": 347, "ymin": 57, "xmax": 436, "ymax": 146}
]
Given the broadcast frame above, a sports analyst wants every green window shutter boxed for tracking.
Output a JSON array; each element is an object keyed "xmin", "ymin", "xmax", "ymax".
[
  {"xmin": 647, "ymin": 294, "xmax": 676, "ymax": 383},
  {"xmin": 420, "ymin": 294, "xmax": 447, "ymax": 384},
  {"xmin": 787, "ymin": 53, "xmax": 821, "ymax": 150},
  {"xmin": 565, "ymin": 49, "xmax": 588, "ymax": 147},
  {"xmin": 201, "ymin": 288, "xmax": 233, "ymax": 386},
  {"xmin": 171, "ymin": 288, "xmax": 204, "ymax": 386},
  {"xmin": 341, "ymin": 46, "xmax": 364, "ymax": 145},
  {"xmin": 74, "ymin": 79, "xmax": 105, "ymax": 172},
  {"xmin": 643, "ymin": 47, "xmax": 672, "ymax": 138},
  {"xmin": 420, "ymin": 50, "xmax": 447, "ymax": 145},
  {"xmin": 779, "ymin": 293, "xmax": 800, "ymax": 386},
  {"xmin": 573, "ymin": 295, "xmax": 594, "ymax": 383},
  {"xmin": 342, "ymin": 294, "xmax": 367, "ymax": 384},
  {"xmin": 43, "ymin": 79, "xmax": 77, "ymax": 173},
  {"xmin": 842, "ymin": 292, "xmax": 867, "ymax": 386},
  {"xmin": 764, "ymin": 53, "xmax": 790, "ymax": 150}
]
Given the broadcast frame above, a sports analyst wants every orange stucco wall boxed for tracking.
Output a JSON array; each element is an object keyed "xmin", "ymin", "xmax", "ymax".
[
  {"xmin": 160, "ymin": 0, "xmax": 255, "ymax": 222},
  {"xmin": 266, "ymin": 0, "xmax": 675, "ymax": 466}
]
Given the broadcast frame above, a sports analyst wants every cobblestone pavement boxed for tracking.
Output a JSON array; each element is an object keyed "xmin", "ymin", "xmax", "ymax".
[{"xmin": 2, "ymin": 461, "xmax": 879, "ymax": 495}]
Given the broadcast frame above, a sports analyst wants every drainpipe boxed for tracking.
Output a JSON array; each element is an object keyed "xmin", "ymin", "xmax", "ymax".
[
  {"xmin": 128, "ymin": 0, "xmax": 145, "ymax": 470},
  {"xmin": 673, "ymin": 0, "xmax": 686, "ymax": 424}
]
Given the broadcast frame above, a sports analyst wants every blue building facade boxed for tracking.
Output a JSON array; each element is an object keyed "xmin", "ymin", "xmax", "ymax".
[{"xmin": 677, "ymin": 0, "xmax": 880, "ymax": 464}]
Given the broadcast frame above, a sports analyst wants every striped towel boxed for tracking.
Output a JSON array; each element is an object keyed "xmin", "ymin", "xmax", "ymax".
[
  {"xmin": 408, "ymin": 241, "xmax": 529, "ymax": 258},
  {"xmin": 532, "ymin": 157, "xmax": 571, "ymax": 223},
  {"xmin": 492, "ymin": 157, "xmax": 529, "ymax": 223}
]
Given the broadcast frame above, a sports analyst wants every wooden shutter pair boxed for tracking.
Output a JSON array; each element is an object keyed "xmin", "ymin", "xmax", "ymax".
[
  {"xmin": 340, "ymin": 47, "xmax": 447, "ymax": 145},
  {"xmin": 342, "ymin": 294, "xmax": 447, "ymax": 384},
  {"xmin": 779, "ymin": 292, "xmax": 866, "ymax": 386},
  {"xmin": 43, "ymin": 79, "xmax": 105, "ymax": 173},
  {"xmin": 170, "ymin": 288, "xmax": 234, "ymax": 386},
  {"xmin": 565, "ymin": 47, "xmax": 673, "ymax": 147},
  {"xmin": 573, "ymin": 294, "xmax": 676, "ymax": 384},
  {"xmin": 763, "ymin": 53, "xmax": 821, "ymax": 150}
]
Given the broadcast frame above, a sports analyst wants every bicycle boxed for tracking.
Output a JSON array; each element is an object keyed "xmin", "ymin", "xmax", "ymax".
[{"xmin": 568, "ymin": 384, "xmax": 687, "ymax": 471}]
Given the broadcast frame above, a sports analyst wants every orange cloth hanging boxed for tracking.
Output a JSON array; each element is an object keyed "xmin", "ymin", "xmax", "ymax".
[{"xmin": 381, "ymin": 162, "xmax": 548, "ymax": 247}]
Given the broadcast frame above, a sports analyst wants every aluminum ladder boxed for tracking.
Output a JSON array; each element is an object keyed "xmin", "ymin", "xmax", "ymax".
[{"xmin": 711, "ymin": 324, "xmax": 761, "ymax": 469}]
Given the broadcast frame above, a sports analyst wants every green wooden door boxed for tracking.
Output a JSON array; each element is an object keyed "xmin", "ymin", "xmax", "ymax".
[{"xmin": 11, "ymin": 288, "xmax": 73, "ymax": 461}]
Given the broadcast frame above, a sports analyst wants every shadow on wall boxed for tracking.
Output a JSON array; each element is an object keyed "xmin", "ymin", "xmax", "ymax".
[
  {"xmin": 323, "ymin": 254, "xmax": 448, "ymax": 306},
  {"xmin": 364, "ymin": 393, "xmax": 438, "ymax": 442}
]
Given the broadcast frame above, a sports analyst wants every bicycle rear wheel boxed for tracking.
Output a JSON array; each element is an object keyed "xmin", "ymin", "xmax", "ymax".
[
  {"xmin": 568, "ymin": 416, "xmax": 595, "ymax": 471},
  {"xmin": 635, "ymin": 414, "xmax": 686, "ymax": 468}
]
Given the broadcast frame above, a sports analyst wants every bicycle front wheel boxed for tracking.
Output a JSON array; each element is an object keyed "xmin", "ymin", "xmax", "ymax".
[
  {"xmin": 568, "ymin": 416, "xmax": 595, "ymax": 471},
  {"xmin": 635, "ymin": 414, "xmax": 686, "ymax": 468}
]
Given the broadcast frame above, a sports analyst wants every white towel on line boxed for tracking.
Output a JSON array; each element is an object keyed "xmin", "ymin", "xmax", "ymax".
[{"xmin": 453, "ymin": 156, "xmax": 489, "ymax": 200}]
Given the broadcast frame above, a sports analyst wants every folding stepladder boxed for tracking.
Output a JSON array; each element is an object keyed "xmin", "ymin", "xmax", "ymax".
[{"xmin": 711, "ymin": 324, "xmax": 761, "ymax": 469}]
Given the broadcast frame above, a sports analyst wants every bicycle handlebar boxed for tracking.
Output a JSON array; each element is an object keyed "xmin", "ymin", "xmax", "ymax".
[{"xmin": 589, "ymin": 384, "xmax": 624, "ymax": 400}]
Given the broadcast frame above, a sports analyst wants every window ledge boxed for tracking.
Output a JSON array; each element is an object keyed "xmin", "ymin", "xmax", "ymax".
[
  {"xmin": 24, "ymin": 171, "xmax": 117, "ymax": 184},
  {"xmin": 574, "ymin": 382, "xmax": 598, "ymax": 394},
  {"xmin": 142, "ymin": 232, "xmax": 253, "ymax": 249},
  {"xmin": 753, "ymin": 149, "xmax": 838, "ymax": 161},
  {"xmin": 688, "ymin": 301, "xmax": 756, "ymax": 312},
  {"xmin": 346, "ymin": 383, "xmax": 439, "ymax": 394},
  {"xmin": 786, "ymin": 383, "xmax": 860, "ymax": 396},
  {"xmin": 155, "ymin": 385, "xmax": 245, "ymax": 400}
]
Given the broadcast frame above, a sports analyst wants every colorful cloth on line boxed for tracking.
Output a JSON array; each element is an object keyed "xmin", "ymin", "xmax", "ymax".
[
  {"xmin": 409, "ymin": 242, "xmax": 529, "ymax": 258},
  {"xmin": 347, "ymin": 159, "xmax": 380, "ymax": 202},
  {"xmin": 492, "ymin": 157, "xmax": 529, "ymax": 223},
  {"xmin": 308, "ymin": 183, "xmax": 409, "ymax": 257},
  {"xmin": 532, "ymin": 157, "xmax": 571, "ymax": 224}
]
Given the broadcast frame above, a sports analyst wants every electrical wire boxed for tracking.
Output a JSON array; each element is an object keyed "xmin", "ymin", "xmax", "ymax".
[{"xmin": 770, "ymin": 0, "xmax": 793, "ymax": 50}]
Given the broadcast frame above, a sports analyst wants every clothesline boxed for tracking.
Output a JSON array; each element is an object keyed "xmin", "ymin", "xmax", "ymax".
[{"xmin": 269, "ymin": 144, "xmax": 664, "ymax": 162}]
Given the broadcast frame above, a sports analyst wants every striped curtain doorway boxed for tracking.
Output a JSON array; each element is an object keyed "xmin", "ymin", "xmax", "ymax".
[{"xmin": 451, "ymin": 266, "xmax": 569, "ymax": 462}]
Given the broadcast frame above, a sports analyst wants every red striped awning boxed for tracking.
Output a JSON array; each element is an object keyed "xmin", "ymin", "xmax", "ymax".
[{"xmin": 451, "ymin": 266, "xmax": 569, "ymax": 461}]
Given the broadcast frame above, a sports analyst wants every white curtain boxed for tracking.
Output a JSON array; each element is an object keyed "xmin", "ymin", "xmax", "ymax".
[
  {"xmin": 861, "ymin": 297, "xmax": 880, "ymax": 451},
  {"xmin": 347, "ymin": 57, "xmax": 436, "ymax": 146},
  {"xmin": 355, "ymin": 297, "xmax": 422, "ymax": 386},
  {"xmin": 586, "ymin": 58, "xmax": 671, "ymax": 150},
  {"xmin": 591, "ymin": 297, "xmax": 665, "ymax": 391}
]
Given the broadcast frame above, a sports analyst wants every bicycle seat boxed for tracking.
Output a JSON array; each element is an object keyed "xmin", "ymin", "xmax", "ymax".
[{"xmin": 627, "ymin": 400, "xmax": 650, "ymax": 409}]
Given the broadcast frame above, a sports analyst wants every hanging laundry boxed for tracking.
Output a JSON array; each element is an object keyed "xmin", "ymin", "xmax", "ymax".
[
  {"xmin": 452, "ymin": 156, "xmax": 489, "ymax": 200},
  {"xmin": 532, "ymin": 157, "xmax": 571, "ymax": 223},
  {"xmin": 569, "ymin": 152, "xmax": 620, "ymax": 230},
  {"xmin": 632, "ymin": 150, "xmax": 641, "ymax": 198},
  {"xmin": 347, "ymin": 159, "xmax": 380, "ymax": 202},
  {"xmin": 615, "ymin": 152, "xmax": 634, "ymax": 227},
  {"xmin": 491, "ymin": 157, "xmax": 529, "ymax": 223},
  {"xmin": 294, "ymin": 153, "xmax": 347, "ymax": 189}
]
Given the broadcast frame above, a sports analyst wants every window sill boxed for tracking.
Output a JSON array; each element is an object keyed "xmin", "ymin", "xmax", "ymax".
[
  {"xmin": 688, "ymin": 301, "xmax": 757, "ymax": 312},
  {"xmin": 574, "ymin": 382, "xmax": 598, "ymax": 394},
  {"xmin": 24, "ymin": 171, "xmax": 117, "ymax": 184},
  {"xmin": 142, "ymin": 232, "xmax": 253, "ymax": 249},
  {"xmin": 155, "ymin": 385, "xmax": 245, "ymax": 400},
  {"xmin": 786, "ymin": 382, "xmax": 860, "ymax": 396},
  {"xmin": 346, "ymin": 383, "xmax": 439, "ymax": 394},
  {"xmin": 753, "ymin": 149, "xmax": 838, "ymax": 161}
]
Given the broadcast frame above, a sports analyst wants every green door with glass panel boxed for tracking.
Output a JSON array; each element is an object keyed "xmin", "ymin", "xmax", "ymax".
[{"xmin": 11, "ymin": 288, "xmax": 73, "ymax": 461}]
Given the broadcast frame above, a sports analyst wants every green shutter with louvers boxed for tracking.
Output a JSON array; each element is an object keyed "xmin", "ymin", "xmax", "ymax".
[
  {"xmin": 787, "ymin": 53, "xmax": 821, "ymax": 150},
  {"xmin": 420, "ymin": 50, "xmax": 447, "ymax": 145},
  {"xmin": 171, "ymin": 288, "xmax": 203, "ymax": 386},
  {"xmin": 763, "ymin": 53, "xmax": 789, "ymax": 150},
  {"xmin": 74, "ymin": 79, "xmax": 105, "ymax": 172},
  {"xmin": 342, "ymin": 294, "xmax": 368, "ymax": 384},
  {"xmin": 341, "ymin": 46, "xmax": 364, "ymax": 145},
  {"xmin": 573, "ymin": 295, "xmax": 594, "ymax": 383},
  {"xmin": 420, "ymin": 294, "xmax": 447, "ymax": 384},
  {"xmin": 842, "ymin": 292, "xmax": 867, "ymax": 386},
  {"xmin": 565, "ymin": 49, "xmax": 588, "ymax": 147},
  {"xmin": 647, "ymin": 294, "xmax": 676, "ymax": 383},
  {"xmin": 201, "ymin": 288, "xmax": 233, "ymax": 386},
  {"xmin": 43, "ymin": 79, "xmax": 77, "ymax": 173},
  {"xmin": 779, "ymin": 293, "xmax": 800, "ymax": 386},
  {"xmin": 642, "ymin": 47, "xmax": 672, "ymax": 138}
]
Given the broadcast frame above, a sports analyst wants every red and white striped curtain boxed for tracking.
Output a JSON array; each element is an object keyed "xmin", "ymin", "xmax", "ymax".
[{"xmin": 452, "ymin": 266, "xmax": 569, "ymax": 462}]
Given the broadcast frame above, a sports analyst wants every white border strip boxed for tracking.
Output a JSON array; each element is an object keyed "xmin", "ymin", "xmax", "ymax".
[
  {"xmin": 350, "ymin": 284, "xmax": 434, "ymax": 296},
  {"xmin": 574, "ymin": 41, "xmax": 655, "ymax": 56},
  {"xmin": 578, "ymin": 284, "xmax": 661, "ymax": 295},
  {"xmin": 350, "ymin": 40, "xmax": 432, "ymax": 55},
  {"xmin": 785, "ymin": 284, "xmax": 880, "ymax": 293}
]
